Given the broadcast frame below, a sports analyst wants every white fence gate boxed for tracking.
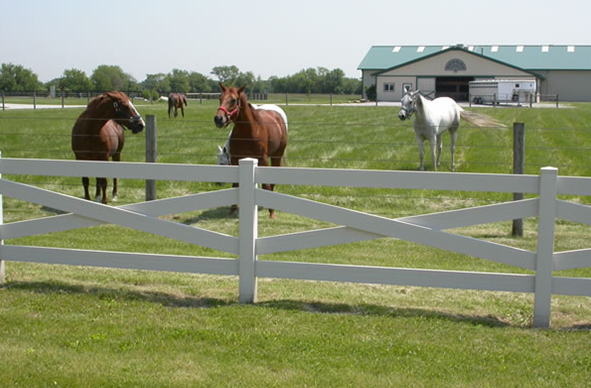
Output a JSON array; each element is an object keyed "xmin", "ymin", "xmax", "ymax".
[{"xmin": 1, "ymin": 157, "xmax": 590, "ymax": 328}]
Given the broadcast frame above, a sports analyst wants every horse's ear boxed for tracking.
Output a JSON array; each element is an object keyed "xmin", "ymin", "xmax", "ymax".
[
  {"xmin": 238, "ymin": 85, "xmax": 247, "ymax": 95},
  {"xmin": 219, "ymin": 82, "xmax": 226, "ymax": 92},
  {"xmin": 217, "ymin": 145, "xmax": 224, "ymax": 153}
]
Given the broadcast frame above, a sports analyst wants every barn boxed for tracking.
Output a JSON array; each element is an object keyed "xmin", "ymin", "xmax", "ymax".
[{"xmin": 358, "ymin": 44, "xmax": 591, "ymax": 102}]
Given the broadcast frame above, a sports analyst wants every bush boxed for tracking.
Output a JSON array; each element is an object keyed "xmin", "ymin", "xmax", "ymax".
[
  {"xmin": 142, "ymin": 89, "xmax": 160, "ymax": 101},
  {"xmin": 365, "ymin": 85, "xmax": 376, "ymax": 101}
]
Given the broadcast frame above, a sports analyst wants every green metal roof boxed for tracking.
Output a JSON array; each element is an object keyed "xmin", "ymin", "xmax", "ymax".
[{"xmin": 358, "ymin": 45, "xmax": 591, "ymax": 72}]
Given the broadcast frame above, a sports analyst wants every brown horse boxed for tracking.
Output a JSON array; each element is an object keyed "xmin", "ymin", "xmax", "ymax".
[
  {"xmin": 214, "ymin": 83, "xmax": 288, "ymax": 219},
  {"xmin": 168, "ymin": 93, "xmax": 187, "ymax": 118},
  {"xmin": 71, "ymin": 91, "xmax": 145, "ymax": 204}
]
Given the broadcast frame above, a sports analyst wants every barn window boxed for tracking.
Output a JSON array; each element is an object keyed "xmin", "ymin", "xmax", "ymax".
[
  {"xmin": 444, "ymin": 59, "xmax": 467, "ymax": 72},
  {"xmin": 384, "ymin": 83, "xmax": 395, "ymax": 92}
]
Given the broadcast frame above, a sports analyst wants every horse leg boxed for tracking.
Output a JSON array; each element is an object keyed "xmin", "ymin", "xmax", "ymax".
[
  {"xmin": 259, "ymin": 156, "xmax": 277, "ymax": 219},
  {"xmin": 436, "ymin": 134, "xmax": 443, "ymax": 168},
  {"xmin": 450, "ymin": 130, "xmax": 458, "ymax": 172},
  {"xmin": 429, "ymin": 134, "xmax": 438, "ymax": 171},
  {"xmin": 180, "ymin": 106, "xmax": 184, "ymax": 117},
  {"xmin": 112, "ymin": 154, "xmax": 120, "ymax": 202},
  {"xmin": 94, "ymin": 178, "xmax": 101, "ymax": 202},
  {"xmin": 416, "ymin": 137, "xmax": 425, "ymax": 171},
  {"xmin": 174, "ymin": 107, "xmax": 178, "ymax": 118},
  {"xmin": 96, "ymin": 177, "xmax": 108, "ymax": 204},
  {"xmin": 82, "ymin": 177, "xmax": 91, "ymax": 201}
]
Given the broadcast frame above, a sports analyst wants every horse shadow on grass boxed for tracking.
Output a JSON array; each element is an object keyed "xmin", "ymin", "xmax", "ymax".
[
  {"xmin": 180, "ymin": 207, "xmax": 237, "ymax": 225},
  {"xmin": 0, "ymin": 279, "xmax": 538, "ymax": 329}
]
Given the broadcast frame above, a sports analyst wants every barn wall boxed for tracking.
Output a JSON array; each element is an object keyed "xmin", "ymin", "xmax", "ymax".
[
  {"xmin": 374, "ymin": 51, "xmax": 533, "ymax": 102},
  {"xmin": 539, "ymin": 71, "xmax": 591, "ymax": 102}
]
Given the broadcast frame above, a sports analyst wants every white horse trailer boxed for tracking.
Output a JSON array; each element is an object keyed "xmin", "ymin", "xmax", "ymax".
[{"xmin": 469, "ymin": 79, "xmax": 536, "ymax": 105}]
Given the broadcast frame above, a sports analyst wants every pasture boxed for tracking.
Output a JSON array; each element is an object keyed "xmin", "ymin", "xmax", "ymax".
[{"xmin": 1, "ymin": 100, "xmax": 591, "ymax": 387}]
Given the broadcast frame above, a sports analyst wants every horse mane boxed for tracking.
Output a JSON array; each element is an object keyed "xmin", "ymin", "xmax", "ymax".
[{"xmin": 86, "ymin": 92, "xmax": 122, "ymax": 111}]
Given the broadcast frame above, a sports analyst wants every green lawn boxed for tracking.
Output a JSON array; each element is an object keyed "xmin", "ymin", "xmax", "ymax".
[{"xmin": 0, "ymin": 100, "xmax": 590, "ymax": 387}]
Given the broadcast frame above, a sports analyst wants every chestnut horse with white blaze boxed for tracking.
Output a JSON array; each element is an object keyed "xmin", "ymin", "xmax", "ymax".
[
  {"xmin": 214, "ymin": 83, "xmax": 288, "ymax": 218},
  {"xmin": 71, "ymin": 91, "xmax": 145, "ymax": 204}
]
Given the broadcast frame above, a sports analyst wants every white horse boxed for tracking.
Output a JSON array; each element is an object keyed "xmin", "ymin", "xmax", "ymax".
[
  {"xmin": 217, "ymin": 104, "xmax": 288, "ymax": 165},
  {"xmin": 398, "ymin": 89, "xmax": 503, "ymax": 171}
]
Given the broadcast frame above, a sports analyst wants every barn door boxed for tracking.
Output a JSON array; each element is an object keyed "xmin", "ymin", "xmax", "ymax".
[{"xmin": 417, "ymin": 78, "xmax": 436, "ymax": 98}]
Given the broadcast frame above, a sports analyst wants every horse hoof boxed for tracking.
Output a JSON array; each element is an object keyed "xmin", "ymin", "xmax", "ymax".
[{"xmin": 112, "ymin": 195, "xmax": 118, "ymax": 202}]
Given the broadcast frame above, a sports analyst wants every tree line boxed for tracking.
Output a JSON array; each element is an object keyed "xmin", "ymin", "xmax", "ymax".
[{"xmin": 0, "ymin": 63, "xmax": 362, "ymax": 99}]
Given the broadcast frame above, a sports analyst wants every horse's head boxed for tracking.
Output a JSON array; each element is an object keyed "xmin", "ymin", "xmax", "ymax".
[
  {"xmin": 398, "ymin": 89, "xmax": 420, "ymax": 121},
  {"xmin": 217, "ymin": 145, "xmax": 230, "ymax": 166},
  {"xmin": 214, "ymin": 83, "xmax": 246, "ymax": 128},
  {"xmin": 104, "ymin": 92, "xmax": 145, "ymax": 134}
]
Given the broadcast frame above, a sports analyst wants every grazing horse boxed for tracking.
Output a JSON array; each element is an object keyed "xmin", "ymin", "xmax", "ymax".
[
  {"xmin": 398, "ymin": 88, "xmax": 503, "ymax": 171},
  {"xmin": 168, "ymin": 93, "xmax": 187, "ymax": 118},
  {"xmin": 71, "ymin": 91, "xmax": 145, "ymax": 204},
  {"xmin": 214, "ymin": 83, "xmax": 288, "ymax": 218}
]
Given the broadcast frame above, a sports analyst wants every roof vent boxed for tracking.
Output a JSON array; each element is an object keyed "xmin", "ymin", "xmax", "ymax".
[
  {"xmin": 516, "ymin": 46, "xmax": 524, "ymax": 52},
  {"xmin": 491, "ymin": 46, "xmax": 499, "ymax": 52},
  {"xmin": 542, "ymin": 45, "xmax": 549, "ymax": 52},
  {"xmin": 393, "ymin": 46, "xmax": 401, "ymax": 53},
  {"xmin": 568, "ymin": 45, "xmax": 575, "ymax": 52},
  {"xmin": 417, "ymin": 46, "xmax": 425, "ymax": 53}
]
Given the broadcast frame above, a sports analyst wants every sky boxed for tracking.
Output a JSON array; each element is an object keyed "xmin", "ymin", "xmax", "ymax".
[{"xmin": 1, "ymin": 0, "xmax": 590, "ymax": 83}]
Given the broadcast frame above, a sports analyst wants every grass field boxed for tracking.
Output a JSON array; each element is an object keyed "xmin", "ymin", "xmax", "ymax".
[{"xmin": 1, "ymin": 100, "xmax": 591, "ymax": 387}]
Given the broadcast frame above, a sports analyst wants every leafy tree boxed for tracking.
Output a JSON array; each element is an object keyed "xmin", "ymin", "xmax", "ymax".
[
  {"xmin": 324, "ymin": 68, "xmax": 345, "ymax": 93},
  {"xmin": 142, "ymin": 73, "xmax": 170, "ymax": 94},
  {"xmin": 0, "ymin": 63, "xmax": 42, "ymax": 92},
  {"xmin": 250, "ymin": 76, "xmax": 266, "ymax": 94},
  {"xmin": 188, "ymin": 72, "xmax": 211, "ymax": 93},
  {"xmin": 91, "ymin": 65, "xmax": 134, "ymax": 92},
  {"xmin": 211, "ymin": 65, "xmax": 240, "ymax": 84},
  {"xmin": 168, "ymin": 68, "xmax": 190, "ymax": 93},
  {"xmin": 59, "ymin": 68, "xmax": 93, "ymax": 91}
]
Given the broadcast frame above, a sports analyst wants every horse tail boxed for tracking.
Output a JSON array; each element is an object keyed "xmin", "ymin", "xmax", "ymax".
[{"xmin": 459, "ymin": 109, "xmax": 506, "ymax": 129}]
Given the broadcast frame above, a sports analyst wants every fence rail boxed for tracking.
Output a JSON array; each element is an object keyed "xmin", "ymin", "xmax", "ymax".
[{"xmin": 0, "ymin": 157, "xmax": 590, "ymax": 327}]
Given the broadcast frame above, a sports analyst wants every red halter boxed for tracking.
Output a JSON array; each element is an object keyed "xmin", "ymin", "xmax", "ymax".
[{"xmin": 217, "ymin": 104, "xmax": 240, "ymax": 127}]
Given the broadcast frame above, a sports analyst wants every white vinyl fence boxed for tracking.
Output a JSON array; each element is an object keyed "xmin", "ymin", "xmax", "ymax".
[{"xmin": 0, "ymin": 157, "xmax": 590, "ymax": 328}]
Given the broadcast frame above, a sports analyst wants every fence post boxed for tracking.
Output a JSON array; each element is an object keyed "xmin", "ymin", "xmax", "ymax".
[
  {"xmin": 145, "ymin": 115, "xmax": 157, "ymax": 201},
  {"xmin": 0, "ymin": 151, "xmax": 4, "ymax": 284},
  {"xmin": 239, "ymin": 158, "xmax": 258, "ymax": 303},
  {"xmin": 2, "ymin": 90, "xmax": 4, "ymax": 111},
  {"xmin": 87, "ymin": 91, "xmax": 91, "ymax": 104},
  {"xmin": 285, "ymin": 93, "xmax": 288, "ymax": 106},
  {"xmin": 33, "ymin": 90, "xmax": 36, "ymax": 109},
  {"xmin": 533, "ymin": 166, "xmax": 558, "ymax": 328},
  {"xmin": 61, "ymin": 90, "xmax": 65, "ymax": 108},
  {"xmin": 512, "ymin": 123, "xmax": 525, "ymax": 237},
  {"xmin": 556, "ymin": 94, "xmax": 559, "ymax": 109}
]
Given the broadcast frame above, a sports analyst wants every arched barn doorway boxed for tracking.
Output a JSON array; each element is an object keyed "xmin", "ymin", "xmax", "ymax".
[{"xmin": 436, "ymin": 77, "xmax": 474, "ymax": 101}]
